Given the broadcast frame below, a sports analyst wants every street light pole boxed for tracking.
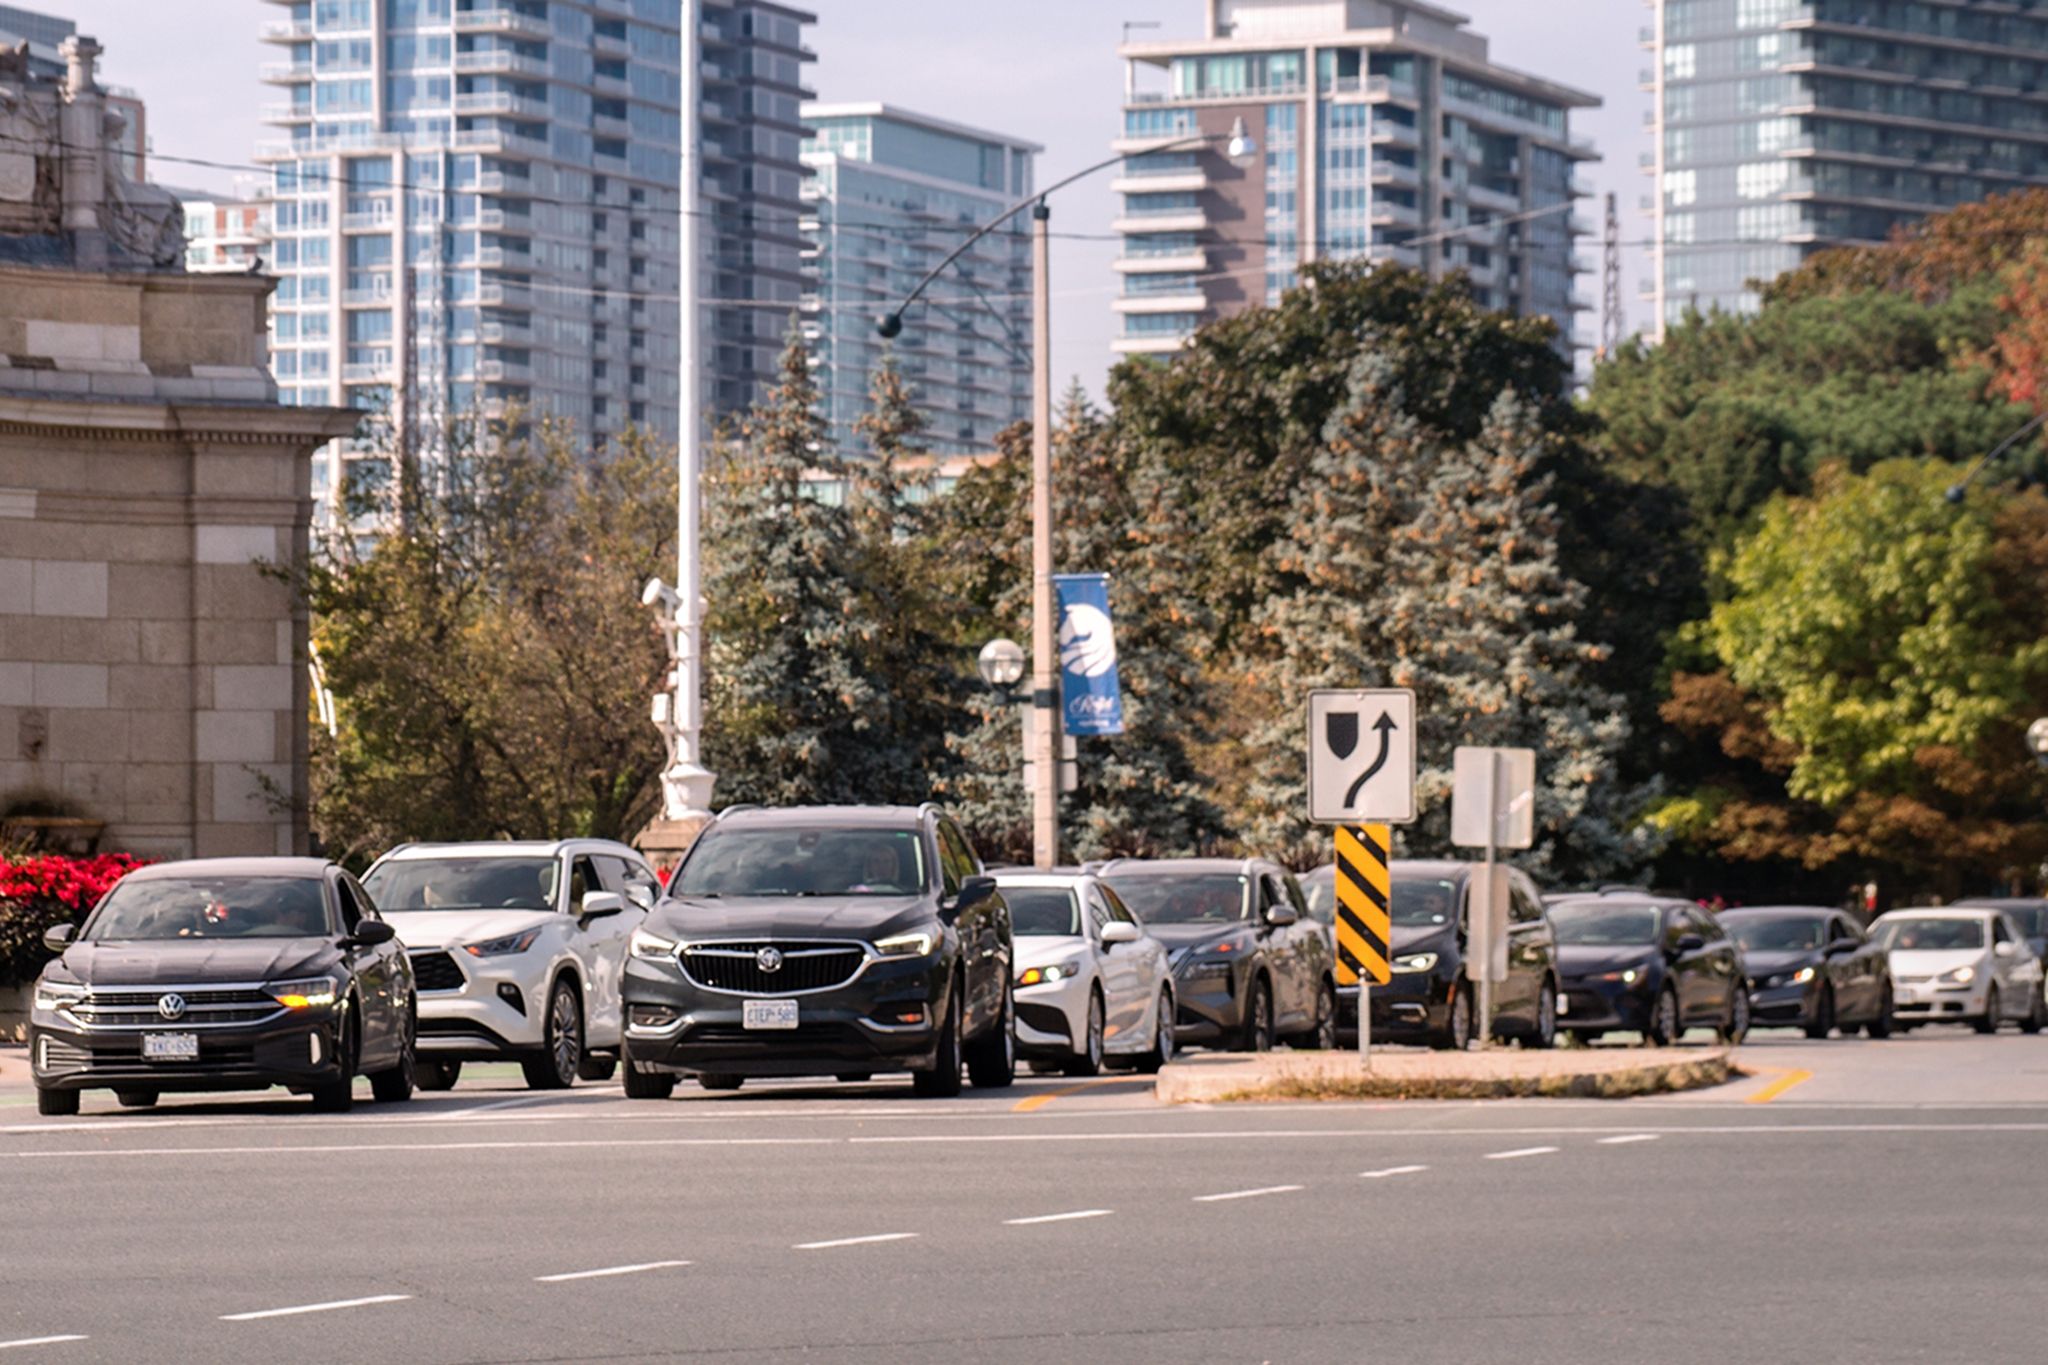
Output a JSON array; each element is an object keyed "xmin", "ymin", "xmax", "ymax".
[{"xmin": 1028, "ymin": 202, "xmax": 1057, "ymax": 867}]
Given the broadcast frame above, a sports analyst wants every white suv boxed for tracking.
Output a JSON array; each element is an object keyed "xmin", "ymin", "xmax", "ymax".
[{"xmin": 362, "ymin": 840, "xmax": 658, "ymax": 1090}]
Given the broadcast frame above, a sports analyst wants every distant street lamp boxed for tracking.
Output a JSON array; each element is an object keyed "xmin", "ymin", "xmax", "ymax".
[
  {"xmin": 879, "ymin": 118, "xmax": 1256, "ymax": 867},
  {"xmin": 2028, "ymin": 717, "xmax": 2048, "ymax": 771},
  {"xmin": 977, "ymin": 637, "xmax": 1027, "ymax": 694}
]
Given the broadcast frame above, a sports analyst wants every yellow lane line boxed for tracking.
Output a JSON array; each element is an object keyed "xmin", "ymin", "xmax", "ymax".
[
  {"xmin": 1011, "ymin": 1077, "xmax": 1139, "ymax": 1114},
  {"xmin": 1745, "ymin": 1067, "xmax": 1815, "ymax": 1105}
]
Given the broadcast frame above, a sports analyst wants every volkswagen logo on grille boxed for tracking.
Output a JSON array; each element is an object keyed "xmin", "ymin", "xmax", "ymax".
[
  {"xmin": 156, "ymin": 993, "xmax": 187, "ymax": 1021},
  {"xmin": 755, "ymin": 947, "xmax": 785, "ymax": 974}
]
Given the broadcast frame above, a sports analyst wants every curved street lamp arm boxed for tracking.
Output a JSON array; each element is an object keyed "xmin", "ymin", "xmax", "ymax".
[{"xmin": 1947, "ymin": 407, "xmax": 2048, "ymax": 504}]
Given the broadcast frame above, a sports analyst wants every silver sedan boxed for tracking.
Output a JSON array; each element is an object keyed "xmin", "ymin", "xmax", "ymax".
[{"xmin": 992, "ymin": 872, "xmax": 1177, "ymax": 1076}]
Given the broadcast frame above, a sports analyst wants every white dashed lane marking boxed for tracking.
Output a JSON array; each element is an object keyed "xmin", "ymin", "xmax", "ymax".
[
  {"xmin": 0, "ymin": 1337, "xmax": 88, "ymax": 1352},
  {"xmin": 1360, "ymin": 1165, "xmax": 1428, "ymax": 1179},
  {"xmin": 1004, "ymin": 1209, "xmax": 1114, "ymax": 1225},
  {"xmin": 536, "ymin": 1260, "xmax": 692, "ymax": 1283},
  {"xmin": 1597, "ymin": 1134, "xmax": 1661, "ymax": 1146},
  {"xmin": 794, "ymin": 1233, "xmax": 920, "ymax": 1251},
  {"xmin": 220, "ymin": 1295, "xmax": 412, "ymax": 1322},
  {"xmin": 1484, "ymin": 1147, "xmax": 1559, "ymax": 1161},
  {"xmin": 1192, "ymin": 1185, "xmax": 1304, "ymax": 1203}
]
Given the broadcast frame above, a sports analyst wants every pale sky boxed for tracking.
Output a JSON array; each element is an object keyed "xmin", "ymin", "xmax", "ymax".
[{"xmin": 61, "ymin": 0, "xmax": 1650, "ymax": 397}]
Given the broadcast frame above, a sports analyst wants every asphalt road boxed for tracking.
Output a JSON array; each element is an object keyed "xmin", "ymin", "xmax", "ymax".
[{"xmin": 4, "ymin": 1026, "xmax": 2046, "ymax": 1363}]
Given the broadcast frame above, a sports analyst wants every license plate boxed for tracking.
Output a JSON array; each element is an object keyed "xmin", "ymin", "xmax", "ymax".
[
  {"xmin": 142, "ymin": 1032, "xmax": 199, "ymax": 1061},
  {"xmin": 743, "ymin": 999, "xmax": 799, "ymax": 1030}
]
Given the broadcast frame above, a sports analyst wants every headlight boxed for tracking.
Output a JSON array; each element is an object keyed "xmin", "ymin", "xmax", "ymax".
[
  {"xmin": 1392, "ymin": 952, "xmax": 1437, "ymax": 974},
  {"xmin": 464, "ymin": 928, "xmax": 541, "ymax": 957},
  {"xmin": 1938, "ymin": 965, "xmax": 1976, "ymax": 986},
  {"xmin": 268, "ymin": 977, "xmax": 339, "ymax": 1010},
  {"xmin": 1019, "ymin": 959, "xmax": 1083, "ymax": 987},
  {"xmin": 629, "ymin": 927, "xmax": 678, "ymax": 960},
  {"xmin": 33, "ymin": 979, "xmax": 84, "ymax": 1012},
  {"xmin": 1790, "ymin": 966, "xmax": 1816, "ymax": 985},
  {"xmin": 1595, "ymin": 968, "xmax": 1643, "ymax": 984},
  {"xmin": 874, "ymin": 928, "xmax": 940, "ymax": 958}
]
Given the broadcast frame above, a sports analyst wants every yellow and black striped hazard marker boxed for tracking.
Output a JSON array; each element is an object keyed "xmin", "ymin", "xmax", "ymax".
[{"xmin": 1333, "ymin": 824, "xmax": 1392, "ymax": 986}]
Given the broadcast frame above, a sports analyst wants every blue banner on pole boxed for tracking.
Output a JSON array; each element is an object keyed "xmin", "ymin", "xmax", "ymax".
[{"xmin": 1053, "ymin": 573, "xmax": 1125, "ymax": 737}]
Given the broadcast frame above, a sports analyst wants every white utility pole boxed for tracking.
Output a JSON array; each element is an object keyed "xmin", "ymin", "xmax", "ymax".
[{"xmin": 1028, "ymin": 201, "xmax": 1057, "ymax": 868}]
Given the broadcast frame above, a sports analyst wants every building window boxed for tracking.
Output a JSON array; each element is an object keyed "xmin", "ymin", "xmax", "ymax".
[
  {"xmin": 1737, "ymin": 160, "xmax": 1789, "ymax": 198},
  {"xmin": 1664, "ymin": 44, "xmax": 1696, "ymax": 81},
  {"xmin": 1662, "ymin": 168, "xmax": 1697, "ymax": 207}
]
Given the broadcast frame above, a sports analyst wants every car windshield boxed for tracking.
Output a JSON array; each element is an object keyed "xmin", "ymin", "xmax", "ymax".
[
  {"xmin": 675, "ymin": 828, "xmax": 927, "ymax": 897},
  {"xmin": 1872, "ymin": 917, "xmax": 1984, "ymax": 951},
  {"xmin": 1389, "ymin": 877, "xmax": 1460, "ymax": 928},
  {"xmin": 363, "ymin": 857, "xmax": 559, "ymax": 912},
  {"xmin": 1006, "ymin": 887, "xmax": 1081, "ymax": 936},
  {"xmin": 1106, "ymin": 874, "xmax": 1246, "ymax": 925},
  {"xmin": 83, "ymin": 876, "xmax": 331, "ymax": 940},
  {"xmin": 1549, "ymin": 901, "xmax": 1662, "ymax": 946},
  {"xmin": 1726, "ymin": 916, "xmax": 1827, "ymax": 953}
]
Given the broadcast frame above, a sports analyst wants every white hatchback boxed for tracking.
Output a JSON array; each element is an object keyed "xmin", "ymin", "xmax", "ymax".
[
  {"xmin": 362, "ymin": 840, "xmax": 659, "ymax": 1090},
  {"xmin": 993, "ymin": 872, "xmax": 1176, "ymax": 1076},
  {"xmin": 1870, "ymin": 906, "xmax": 2046, "ymax": 1033}
]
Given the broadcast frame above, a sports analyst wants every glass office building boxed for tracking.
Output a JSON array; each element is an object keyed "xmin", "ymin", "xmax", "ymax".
[
  {"xmin": 1114, "ymin": 0, "xmax": 1598, "ymax": 356},
  {"xmin": 1645, "ymin": 0, "xmax": 2048, "ymax": 333},
  {"xmin": 255, "ymin": 0, "xmax": 811, "ymax": 515},
  {"xmin": 802, "ymin": 103, "xmax": 1037, "ymax": 456}
]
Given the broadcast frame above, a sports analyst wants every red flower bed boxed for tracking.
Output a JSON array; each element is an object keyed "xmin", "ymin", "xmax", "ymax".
[{"xmin": 0, "ymin": 853, "xmax": 147, "ymax": 984}]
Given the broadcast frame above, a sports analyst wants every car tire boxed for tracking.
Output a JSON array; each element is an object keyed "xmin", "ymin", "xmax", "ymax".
[
  {"xmin": 522, "ymin": 977, "xmax": 583, "ymax": 1090},
  {"xmin": 2022, "ymin": 989, "xmax": 2045, "ymax": 1036},
  {"xmin": 1976, "ymin": 985, "xmax": 2002, "ymax": 1035},
  {"xmin": 1295, "ymin": 979, "xmax": 1339, "ymax": 1051},
  {"xmin": 697, "ymin": 1073, "xmax": 743, "ymax": 1092},
  {"xmin": 620, "ymin": 1039, "xmax": 676, "ymax": 1101},
  {"xmin": 1866, "ymin": 984, "xmax": 1894, "ymax": 1039},
  {"xmin": 966, "ymin": 978, "xmax": 1017, "ymax": 1089},
  {"xmin": 1718, "ymin": 983, "xmax": 1750, "ymax": 1046},
  {"xmin": 369, "ymin": 997, "xmax": 417, "ymax": 1103},
  {"xmin": 1134, "ymin": 990, "xmax": 1176, "ymax": 1075},
  {"xmin": 114, "ymin": 1089, "xmax": 157, "ymax": 1109},
  {"xmin": 1647, "ymin": 987, "xmax": 1681, "ymax": 1048},
  {"xmin": 1804, "ymin": 985, "xmax": 1835, "ymax": 1040},
  {"xmin": 1529, "ymin": 980, "xmax": 1559, "ymax": 1050},
  {"xmin": 912, "ymin": 979, "xmax": 964, "ymax": 1098},
  {"xmin": 1065, "ymin": 989, "xmax": 1105, "ymax": 1078},
  {"xmin": 577, "ymin": 1056, "xmax": 619, "ymax": 1083},
  {"xmin": 1239, "ymin": 975, "xmax": 1275, "ymax": 1053},
  {"xmin": 1432, "ymin": 985, "xmax": 1474, "ymax": 1052},
  {"xmin": 310, "ymin": 1003, "xmax": 358, "ymax": 1113},
  {"xmin": 36, "ymin": 1086, "xmax": 78, "ymax": 1117},
  {"xmin": 416, "ymin": 1059, "xmax": 462, "ymax": 1091}
]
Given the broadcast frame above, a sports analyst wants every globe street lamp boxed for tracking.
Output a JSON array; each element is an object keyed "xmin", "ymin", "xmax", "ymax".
[
  {"xmin": 879, "ymin": 119, "xmax": 1256, "ymax": 867},
  {"xmin": 2028, "ymin": 717, "xmax": 2048, "ymax": 771},
  {"xmin": 977, "ymin": 637, "xmax": 1027, "ymax": 695}
]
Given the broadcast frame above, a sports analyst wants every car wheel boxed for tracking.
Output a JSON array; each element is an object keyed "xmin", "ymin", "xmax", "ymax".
[
  {"xmin": 36, "ymin": 1086, "xmax": 78, "ymax": 1117},
  {"xmin": 1866, "ymin": 984, "xmax": 1894, "ymax": 1039},
  {"xmin": 1718, "ymin": 983, "xmax": 1750, "ymax": 1046},
  {"xmin": 1429, "ymin": 984, "xmax": 1474, "ymax": 1052},
  {"xmin": 114, "ymin": 1089, "xmax": 157, "ymax": 1109},
  {"xmin": 1976, "ymin": 985, "xmax": 2002, "ymax": 1035},
  {"xmin": 1134, "ymin": 991, "xmax": 1176, "ymax": 1075},
  {"xmin": 912, "ymin": 978, "xmax": 965, "ymax": 1098},
  {"xmin": 416, "ymin": 1059, "xmax": 462, "ymax": 1091},
  {"xmin": 1530, "ymin": 980, "xmax": 1558, "ymax": 1050},
  {"xmin": 698, "ymin": 1073, "xmax": 743, "ymax": 1092},
  {"xmin": 1804, "ymin": 984, "xmax": 1835, "ymax": 1040},
  {"xmin": 369, "ymin": 995, "xmax": 417, "ymax": 1103},
  {"xmin": 1647, "ymin": 987, "xmax": 1681, "ymax": 1048},
  {"xmin": 966, "ymin": 977, "xmax": 1017, "ymax": 1089},
  {"xmin": 1065, "ymin": 989, "xmax": 1105, "ymax": 1078},
  {"xmin": 522, "ymin": 977, "xmax": 583, "ymax": 1090},
  {"xmin": 310, "ymin": 1003, "xmax": 357, "ymax": 1113},
  {"xmin": 1239, "ymin": 975, "xmax": 1275, "ymax": 1053},
  {"xmin": 620, "ymin": 1038, "xmax": 676, "ymax": 1101},
  {"xmin": 577, "ymin": 1056, "xmax": 618, "ymax": 1083},
  {"xmin": 1296, "ymin": 979, "xmax": 1339, "ymax": 1051},
  {"xmin": 2023, "ymin": 989, "xmax": 2046, "ymax": 1036}
]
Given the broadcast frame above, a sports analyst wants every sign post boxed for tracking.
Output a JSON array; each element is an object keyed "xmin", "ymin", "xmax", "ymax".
[
  {"xmin": 1307, "ymin": 690, "xmax": 1417, "ymax": 1063},
  {"xmin": 1451, "ymin": 746, "xmax": 1535, "ymax": 1049}
]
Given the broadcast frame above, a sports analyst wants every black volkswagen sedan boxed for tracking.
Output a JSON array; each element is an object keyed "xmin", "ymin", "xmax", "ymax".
[
  {"xmin": 1720, "ymin": 906, "xmax": 1893, "ymax": 1038},
  {"xmin": 1550, "ymin": 894, "xmax": 1748, "ymax": 1046},
  {"xmin": 620, "ymin": 805, "xmax": 1015, "ymax": 1099},
  {"xmin": 1095, "ymin": 857, "xmax": 1335, "ymax": 1052},
  {"xmin": 29, "ymin": 858, "xmax": 416, "ymax": 1116}
]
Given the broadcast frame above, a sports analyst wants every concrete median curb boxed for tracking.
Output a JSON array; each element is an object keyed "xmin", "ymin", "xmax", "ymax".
[{"xmin": 1154, "ymin": 1046, "xmax": 1733, "ymax": 1103}]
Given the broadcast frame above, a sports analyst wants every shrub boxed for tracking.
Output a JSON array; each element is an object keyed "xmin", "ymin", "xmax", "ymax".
[{"xmin": 0, "ymin": 853, "xmax": 146, "ymax": 984}]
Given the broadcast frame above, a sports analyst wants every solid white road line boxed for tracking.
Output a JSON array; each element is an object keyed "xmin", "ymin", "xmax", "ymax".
[
  {"xmin": 1597, "ymin": 1134, "xmax": 1661, "ymax": 1146},
  {"xmin": 794, "ymin": 1233, "xmax": 919, "ymax": 1251},
  {"xmin": 1359, "ymin": 1165, "xmax": 1428, "ymax": 1179},
  {"xmin": 1004, "ymin": 1209, "xmax": 1114, "ymax": 1225},
  {"xmin": 0, "ymin": 1338, "xmax": 88, "ymax": 1351},
  {"xmin": 1192, "ymin": 1185, "xmax": 1304, "ymax": 1203},
  {"xmin": 1485, "ymin": 1146, "xmax": 1560, "ymax": 1161},
  {"xmin": 220, "ymin": 1294, "xmax": 412, "ymax": 1322},
  {"xmin": 535, "ymin": 1260, "xmax": 692, "ymax": 1283}
]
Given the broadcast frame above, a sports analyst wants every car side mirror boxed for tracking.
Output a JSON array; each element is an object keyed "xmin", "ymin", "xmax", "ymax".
[
  {"xmin": 1995, "ymin": 940, "xmax": 2016, "ymax": 958},
  {"xmin": 1101, "ymin": 921, "xmax": 1140, "ymax": 947},
  {"xmin": 945, "ymin": 875, "xmax": 997, "ymax": 921},
  {"xmin": 579, "ymin": 891, "xmax": 626, "ymax": 923},
  {"xmin": 42, "ymin": 923, "xmax": 74, "ymax": 953},
  {"xmin": 1265, "ymin": 904, "xmax": 1299, "ymax": 927},
  {"xmin": 347, "ymin": 919, "xmax": 397, "ymax": 947},
  {"xmin": 1674, "ymin": 933, "xmax": 1705, "ymax": 954}
]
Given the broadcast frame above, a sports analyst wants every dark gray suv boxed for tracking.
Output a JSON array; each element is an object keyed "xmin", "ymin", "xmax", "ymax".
[{"xmin": 620, "ymin": 804, "xmax": 1015, "ymax": 1098}]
